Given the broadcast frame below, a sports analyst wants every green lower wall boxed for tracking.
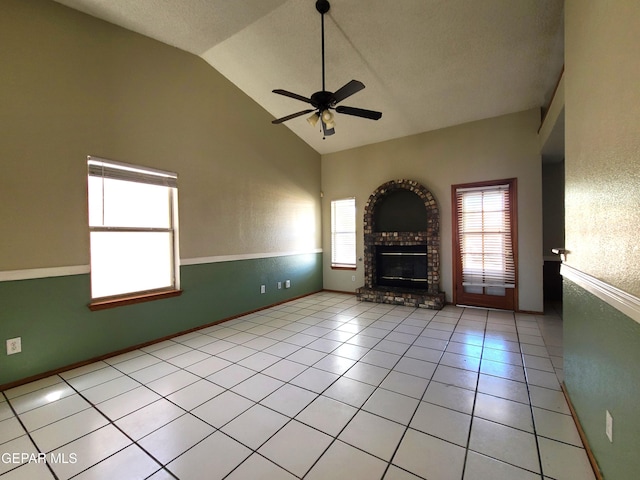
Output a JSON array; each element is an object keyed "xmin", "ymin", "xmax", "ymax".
[
  {"xmin": 0, "ymin": 253, "xmax": 322, "ymax": 386},
  {"xmin": 563, "ymin": 279, "xmax": 640, "ymax": 480}
]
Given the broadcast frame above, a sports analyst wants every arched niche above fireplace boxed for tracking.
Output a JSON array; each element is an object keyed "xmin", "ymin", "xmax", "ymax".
[
  {"xmin": 357, "ymin": 179, "xmax": 445, "ymax": 309},
  {"xmin": 373, "ymin": 189, "xmax": 428, "ymax": 232}
]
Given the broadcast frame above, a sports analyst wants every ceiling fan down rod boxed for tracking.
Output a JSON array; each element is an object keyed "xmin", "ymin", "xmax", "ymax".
[{"xmin": 316, "ymin": 0, "xmax": 330, "ymax": 93}]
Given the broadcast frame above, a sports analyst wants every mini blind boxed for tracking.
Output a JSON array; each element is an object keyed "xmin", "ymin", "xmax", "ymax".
[
  {"xmin": 331, "ymin": 198, "xmax": 356, "ymax": 267},
  {"xmin": 455, "ymin": 184, "xmax": 515, "ymax": 288},
  {"xmin": 88, "ymin": 157, "xmax": 177, "ymax": 188},
  {"xmin": 87, "ymin": 156, "xmax": 179, "ymax": 299}
]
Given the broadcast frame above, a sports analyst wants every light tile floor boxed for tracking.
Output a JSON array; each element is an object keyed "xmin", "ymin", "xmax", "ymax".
[{"xmin": 1, "ymin": 292, "xmax": 595, "ymax": 479}]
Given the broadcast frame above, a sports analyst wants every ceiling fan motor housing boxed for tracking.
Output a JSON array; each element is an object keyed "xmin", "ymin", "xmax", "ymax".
[{"xmin": 310, "ymin": 91, "xmax": 336, "ymax": 111}]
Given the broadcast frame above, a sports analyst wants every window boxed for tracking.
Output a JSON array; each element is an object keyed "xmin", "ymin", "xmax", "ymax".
[
  {"xmin": 452, "ymin": 178, "xmax": 517, "ymax": 310},
  {"xmin": 330, "ymin": 198, "xmax": 356, "ymax": 268},
  {"xmin": 87, "ymin": 157, "xmax": 180, "ymax": 306}
]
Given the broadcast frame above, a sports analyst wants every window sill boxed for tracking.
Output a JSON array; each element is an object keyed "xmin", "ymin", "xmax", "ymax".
[
  {"xmin": 89, "ymin": 289, "xmax": 183, "ymax": 311},
  {"xmin": 331, "ymin": 265, "xmax": 357, "ymax": 271}
]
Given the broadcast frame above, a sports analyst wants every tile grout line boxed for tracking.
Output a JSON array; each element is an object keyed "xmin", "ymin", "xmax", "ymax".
[
  {"xmin": 171, "ymin": 303, "xmax": 488, "ymax": 479},
  {"xmin": 8, "ymin": 311, "xmax": 510, "ymax": 479},
  {"xmin": 515, "ymin": 316, "xmax": 547, "ymax": 480},
  {"xmin": 380, "ymin": 307, "xmax": 467, "ymax": 480},
  {"xmin": 212, "ymin": 302, "xmax": 438, "ymax": 478},
  {"xmin": 240, "ymin": 304, "xmax": 419, "ymax": 478},
  {"xmin": 4, "ymin": 303, "xmax": 431, "ymax": 480},
  {"xmin": 143, "ymin": 296, "xmax": 381, "ymax": 479},
  {"xmin": 1, "ymin": 390, "xmax": 61, "ymax": 480},
  {"xmin": 460, "ymin": 311, "xmax": 549, "ymax": 477},
  {"xmin": 300, "ymin": 307, "xmax": 432, "ymax": 479},
  {"xmin": 460, "ymin": 307, "xmax": 489, "ymax": 479},
  {"xmin": 218, "ymin": 297, "xmax": 395, "ymax": 479},
  {"xmin": 4, "ymin": 294, "xmax": 353, "ymax": 478},
  {"xmin": 55, "ymin": 375, "xmax": 179, "ymax": 480},
  {"xmin": 3, "ymin": 294, "xmax": 577, "ymax": 479}
]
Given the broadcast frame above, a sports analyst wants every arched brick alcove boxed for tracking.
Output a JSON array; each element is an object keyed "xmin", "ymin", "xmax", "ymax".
[{"xmin": 356, "ymin": 179, "xmax": 445, "ymax": 309}]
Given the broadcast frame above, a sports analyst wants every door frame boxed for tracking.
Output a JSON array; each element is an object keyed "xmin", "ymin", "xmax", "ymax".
[{"xmin": 451, "ymin": 178, "xmax": 518, "ymax": 311}]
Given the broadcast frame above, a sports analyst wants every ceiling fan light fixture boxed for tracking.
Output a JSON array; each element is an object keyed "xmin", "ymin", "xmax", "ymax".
[
  {"xmin": 321, "ymin": 109, "xmax": 333, "ymax": 122},
  {"xmin": 307, "ymin": 112, "xmax": 320, "ymax": 126}
]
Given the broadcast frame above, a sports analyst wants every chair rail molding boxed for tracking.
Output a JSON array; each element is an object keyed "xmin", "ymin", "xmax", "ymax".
[{"xmin": 561, "ymin": 263, "xmax": 640, "ymax": 325}]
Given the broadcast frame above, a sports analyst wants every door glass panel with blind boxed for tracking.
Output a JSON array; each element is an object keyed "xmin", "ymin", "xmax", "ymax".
[
  {"xmin": 452, "ymin": 179, "xmax": 517, "ymax": 310},
  {"xmin": 331, "ymin": 198, "xmax": 356, "ymax": 268},
  {"xmin": 87, "ymin": 157, "xmax": 179, "ymax": 300}
]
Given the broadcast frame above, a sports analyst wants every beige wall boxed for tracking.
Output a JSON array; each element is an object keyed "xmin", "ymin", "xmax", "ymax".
[
  {"xmin": 565, "ymin": 0, "xmax": 640, "ymax": 296},
  {"xmin": 321, "ymin": 109, "xmax": 544, "ymax": 312},
  {"xmin": 0, "ymin": 0, "xmax": 321, "ymax": 272}
]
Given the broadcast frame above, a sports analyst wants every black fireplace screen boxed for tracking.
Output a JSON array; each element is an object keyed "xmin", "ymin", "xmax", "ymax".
[{"xmin": 376, "ymin": 245, "xmax": 427, "ymax": 288}]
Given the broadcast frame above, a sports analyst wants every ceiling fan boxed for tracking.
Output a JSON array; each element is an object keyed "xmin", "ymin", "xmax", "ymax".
[{"xmin": 271, "ymin": 0, "xmax": 382, "ymax": 137}]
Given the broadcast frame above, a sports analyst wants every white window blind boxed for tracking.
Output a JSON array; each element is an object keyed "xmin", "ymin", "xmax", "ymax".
[
  {"xmin": 331, "ymin": 198, "xmax": 356, "ymax": 268},
  {"xmin": 455, "ymin": 184, "xmax": 515, "ymax": 292},
  {"xmin": 87, "ymin": 157, "xmax": 179, "ymax": 299}
]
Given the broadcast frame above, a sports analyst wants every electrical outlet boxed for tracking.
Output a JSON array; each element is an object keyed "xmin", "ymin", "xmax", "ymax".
[
  {"xmin": 606, "ymin": 410, "xmax": 613, "ymax": 442},
  {"xmin": 6, "ymin": 337, "xmax": 21, "ymax": 355},
  {"xmin": 285, "ymin": 280, "xmax": 291, "ymax": 288},
  {"xmin": 352, "ymin": 275, "xmax": 356, "ymax": 282},
  {"xmin": 260, "ymin": 285, "xmax": 266, "ymax": 294},
  {"xmin": 277, "ymin": 282, "xmax": 282, "ymax": 289}
]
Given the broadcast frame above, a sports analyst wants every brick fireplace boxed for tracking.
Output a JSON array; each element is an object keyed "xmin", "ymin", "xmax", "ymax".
[{"xmin": 356, "ymin": 179, "xmax": 445, "ymax": 309}]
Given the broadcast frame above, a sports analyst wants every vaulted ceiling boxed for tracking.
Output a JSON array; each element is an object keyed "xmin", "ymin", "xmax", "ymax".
[{"xmin": 53, "ymin": 0, "xmax": 564, "ymax": 155}]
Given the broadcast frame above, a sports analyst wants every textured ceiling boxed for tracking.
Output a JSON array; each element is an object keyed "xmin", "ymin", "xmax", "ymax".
[{"xmin": 53, "ymin": 0, "xmax": 564, "ymax": 155}]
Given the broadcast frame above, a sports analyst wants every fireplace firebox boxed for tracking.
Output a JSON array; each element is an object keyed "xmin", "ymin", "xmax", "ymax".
[
  {"xmin": 376, "ymin": 245, "xmax": 427, "ymax": 288},
  {"xmin": 356, "ymin": 179, "xmax": 445, "ymax": 309}
]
